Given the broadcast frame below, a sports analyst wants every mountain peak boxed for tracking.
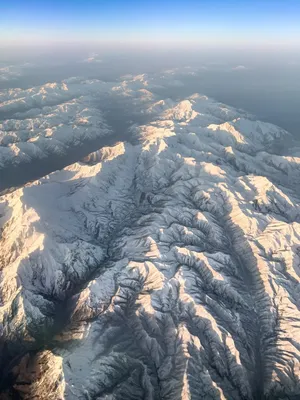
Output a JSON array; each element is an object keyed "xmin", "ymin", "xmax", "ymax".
[{"xmin": 0, "ymin": 73, "xmax": 300, "ymax": 399}]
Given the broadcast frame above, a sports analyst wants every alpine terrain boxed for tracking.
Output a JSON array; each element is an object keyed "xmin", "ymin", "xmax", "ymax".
[{"xmin": 0, "ymin": 72, "xmax": 300, "ymax": 399}]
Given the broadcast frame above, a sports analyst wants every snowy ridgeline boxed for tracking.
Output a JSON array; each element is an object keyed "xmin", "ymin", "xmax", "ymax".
[
  {"xmin": 0, "ymin": 72, "xmax": 300, "ymax": 399},
  {"xmin": 0, "ymin": 72, "xmax": 194, "ymax": 171}
]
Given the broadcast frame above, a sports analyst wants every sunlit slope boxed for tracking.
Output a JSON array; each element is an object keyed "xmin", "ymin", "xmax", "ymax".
[{"xmin": 0, "ymin": 76, "xmax": 300, "ymax": 399}]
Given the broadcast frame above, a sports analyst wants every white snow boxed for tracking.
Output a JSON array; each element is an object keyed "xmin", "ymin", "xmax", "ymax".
[{"xmin": 0, "ymin": 72, "xmax": 300, "ymax": 399}]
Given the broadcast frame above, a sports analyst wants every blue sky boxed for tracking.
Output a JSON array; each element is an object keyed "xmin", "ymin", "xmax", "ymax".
[{"xmin": 1, "ymin": 0, "xmax": 300, "ymax": 47}]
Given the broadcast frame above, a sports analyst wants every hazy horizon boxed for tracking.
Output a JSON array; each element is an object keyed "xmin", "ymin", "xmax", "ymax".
[
  {"xmin": 1, "ymin": 0, "xmax": 300, "ymax": 137},
  {"xmin": 1, "ymin": 45, "xmax": 300, "ymax": 139}
]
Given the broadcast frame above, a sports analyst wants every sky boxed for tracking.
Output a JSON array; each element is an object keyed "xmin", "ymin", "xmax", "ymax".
[{"xmin": 1, "ymin": 0, "xmax": 300, "ymax": 49}]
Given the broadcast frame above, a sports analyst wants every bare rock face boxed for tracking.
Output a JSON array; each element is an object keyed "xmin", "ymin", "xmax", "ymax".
[
  {"xmin": 10, "ymin": 351, "xmax": 65, "ymax": 400},
  {"xmin": 0, "ymin": 73, "xmax": 300, "ymax": 399}
]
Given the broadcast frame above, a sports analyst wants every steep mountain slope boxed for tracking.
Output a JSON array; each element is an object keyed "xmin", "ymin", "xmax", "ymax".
[{"xmin": 0, "ymin": 78, "xmax": 300, "ymax": 399}]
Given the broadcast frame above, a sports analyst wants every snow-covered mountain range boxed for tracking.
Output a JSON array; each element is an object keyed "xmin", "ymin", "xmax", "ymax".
[
  {"xmin": 0, "ymin": 72, "xmax": 202, "ymax": 190},
  {"xmin": 0, "ymin": 72, "xmax": 300, "ymax": 399}
]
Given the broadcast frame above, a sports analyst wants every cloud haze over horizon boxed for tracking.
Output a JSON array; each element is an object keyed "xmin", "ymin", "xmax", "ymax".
[
  {"xmin": 0, "ymin": 0, "xmax": 299, "ymax": 157},
  {"xmin": 1, "ymin": 0, "xmax": 300, "ymax": 49}
]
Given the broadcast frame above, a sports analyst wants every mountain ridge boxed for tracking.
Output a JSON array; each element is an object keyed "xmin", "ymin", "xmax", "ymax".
[{"xmin": 0, "ymin": 73, "xmax": 300, "ymax": 399}]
